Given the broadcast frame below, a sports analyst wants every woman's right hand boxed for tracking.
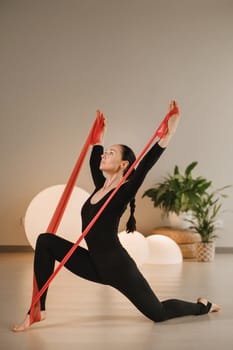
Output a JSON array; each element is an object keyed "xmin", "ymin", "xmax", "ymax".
[{"xmin": 91, "ymin": 110, "xmax": 107, "ymax": 145}]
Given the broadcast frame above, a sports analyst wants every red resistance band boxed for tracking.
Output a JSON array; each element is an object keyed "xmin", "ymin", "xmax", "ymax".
[
  {"xmin": 47, "ymin": 110, "xmax": 105, "ymax": 233},
  {"xmin": 29, "ymin": 105, "xmax": 179, "ymax": 325},
  {"xmin": 29, "ymin": 111, "xmax": 106, "ymax": 324}
]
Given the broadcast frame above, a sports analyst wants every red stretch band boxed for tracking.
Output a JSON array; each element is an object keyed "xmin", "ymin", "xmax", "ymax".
[
  {"xmin": 47, "ymin": 111, "xmax": 105, "ymax": 233},
  {"xmin": 156, "ymin": 106, "xmax": 179, "ymax": 138},
  {"xmin": 29, "ymin": 111, "xmax": 105, "ymax": 324},
  {"xmin": 29, "ymin": 106, "xmax": 178, "ymax": 325}
]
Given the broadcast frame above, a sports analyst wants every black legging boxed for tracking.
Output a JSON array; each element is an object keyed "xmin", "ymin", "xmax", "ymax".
[{"xmin": 33, "ymin": 233, "xmax": 210, "ymax": 322}]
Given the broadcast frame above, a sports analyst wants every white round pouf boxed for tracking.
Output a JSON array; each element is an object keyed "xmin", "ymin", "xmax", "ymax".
[
  {"xmin": 146, "ymin": 235, "xmax": 182, "ymax": 264},
  {"xmin": 24, "ymin": 185, "xmax": 90, "ymax": 249},
  {"xmin": 118, "ymin": 231, "xmax": 149, "ymax": 266}
]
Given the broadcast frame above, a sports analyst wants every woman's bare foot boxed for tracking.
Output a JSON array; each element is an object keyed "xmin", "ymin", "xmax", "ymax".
[
  {"xmin": 12, "ymin": 311, "xmax": 46, "ymax": 332},
  {"xmin": 197, "ymin": 297, "xmax": 221, "ymax": 313}
]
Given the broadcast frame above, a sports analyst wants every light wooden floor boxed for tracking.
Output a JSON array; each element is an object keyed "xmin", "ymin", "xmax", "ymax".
[{"xmin": 1, "ymin": 252, "xmax": 233, "ymax": 350}]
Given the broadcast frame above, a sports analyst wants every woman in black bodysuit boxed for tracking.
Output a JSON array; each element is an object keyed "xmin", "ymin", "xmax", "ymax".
[{"xmin": 13, "ymin": 101, "xmax": 220, "ymax": 331}]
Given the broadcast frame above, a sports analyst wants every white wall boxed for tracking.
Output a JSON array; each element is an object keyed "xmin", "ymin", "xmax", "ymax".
[{"xmin": 1, "ymin": 0, "xmax": 232, "ymax": 247}]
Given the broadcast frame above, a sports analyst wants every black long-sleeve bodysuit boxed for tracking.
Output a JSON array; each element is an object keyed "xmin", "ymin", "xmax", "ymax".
[{"xmin": 34, "ymin": 143, "xmax": 209, "ymax": 321}]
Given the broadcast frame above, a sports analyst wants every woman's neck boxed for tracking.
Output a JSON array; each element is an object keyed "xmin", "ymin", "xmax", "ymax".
[{"xmin": 102, "ymin": 173, "xmax": 123, "ymax": 190}]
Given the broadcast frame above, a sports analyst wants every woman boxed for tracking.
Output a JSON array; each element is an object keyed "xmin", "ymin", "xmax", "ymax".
[{"xmin": 13, "ymin": 101, "xmax": 220, "ymax": 331}]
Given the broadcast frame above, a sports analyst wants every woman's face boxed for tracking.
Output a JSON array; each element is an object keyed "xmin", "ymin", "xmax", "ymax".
[{"xmin": 100, "ymin": 145, "xmax": 128, "ymax": 174}]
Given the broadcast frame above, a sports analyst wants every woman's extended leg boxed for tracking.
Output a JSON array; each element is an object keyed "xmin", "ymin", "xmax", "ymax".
[
  {"xmin": 13, "ymin": 233, "xmax": 104, "ymax": 331},
  {"xmin": 108, "ymin": 256, "xmax": 220, "ymax": 322}
]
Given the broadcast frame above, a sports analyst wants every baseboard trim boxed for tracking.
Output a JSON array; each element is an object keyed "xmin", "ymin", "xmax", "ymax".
[
  {"xmin": 215, "ymin": 247, "xmax": 233, "ymax": 254},
  {"xmin": 0, "ymin": 245, "xmax": 233, "ymax": 253},
  {"xmin": 0, "ymin": 245, "xmax": 33, "ymax": 252}
]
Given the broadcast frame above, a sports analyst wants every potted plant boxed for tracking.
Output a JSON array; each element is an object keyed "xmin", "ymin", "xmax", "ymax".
[
  {"xmin": 142, "ymin": 161, "xmax": 212, "ymax": 228},
  {"xmin": 186, "ymin": 187, "xmax": 230, "ymax": 262}
]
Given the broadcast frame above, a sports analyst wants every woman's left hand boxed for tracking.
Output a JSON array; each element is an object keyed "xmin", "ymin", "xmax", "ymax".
[
  {"xmin": 167, "ymin": 100, "xmax": 180, "ymax": 135},
  {"xmin": 158, "ymin": 100, "xmax": 180, "ymax": 148}
]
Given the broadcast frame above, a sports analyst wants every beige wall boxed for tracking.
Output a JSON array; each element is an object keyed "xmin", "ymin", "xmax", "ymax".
[{"xmin": 1, "ymin": 0, "xmax": 232, "ymax": 247}]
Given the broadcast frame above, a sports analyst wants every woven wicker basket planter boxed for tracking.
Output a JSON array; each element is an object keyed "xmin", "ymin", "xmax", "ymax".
[
  {"xmin": 149, "ymin": 227, "xmax": 201, "ymax": 259},
  {"xmin": 179, "ymin": 243, "xmax": 198, "ymax": 259},
  {"xmin": 196, "ymin": 242, "xmax": 215, "ymax": 262}
]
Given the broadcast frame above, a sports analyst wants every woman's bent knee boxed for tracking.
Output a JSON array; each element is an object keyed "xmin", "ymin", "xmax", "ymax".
[{"xmin": 35, "ymin": 233, "xmax": 52, "ymax": 249}]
